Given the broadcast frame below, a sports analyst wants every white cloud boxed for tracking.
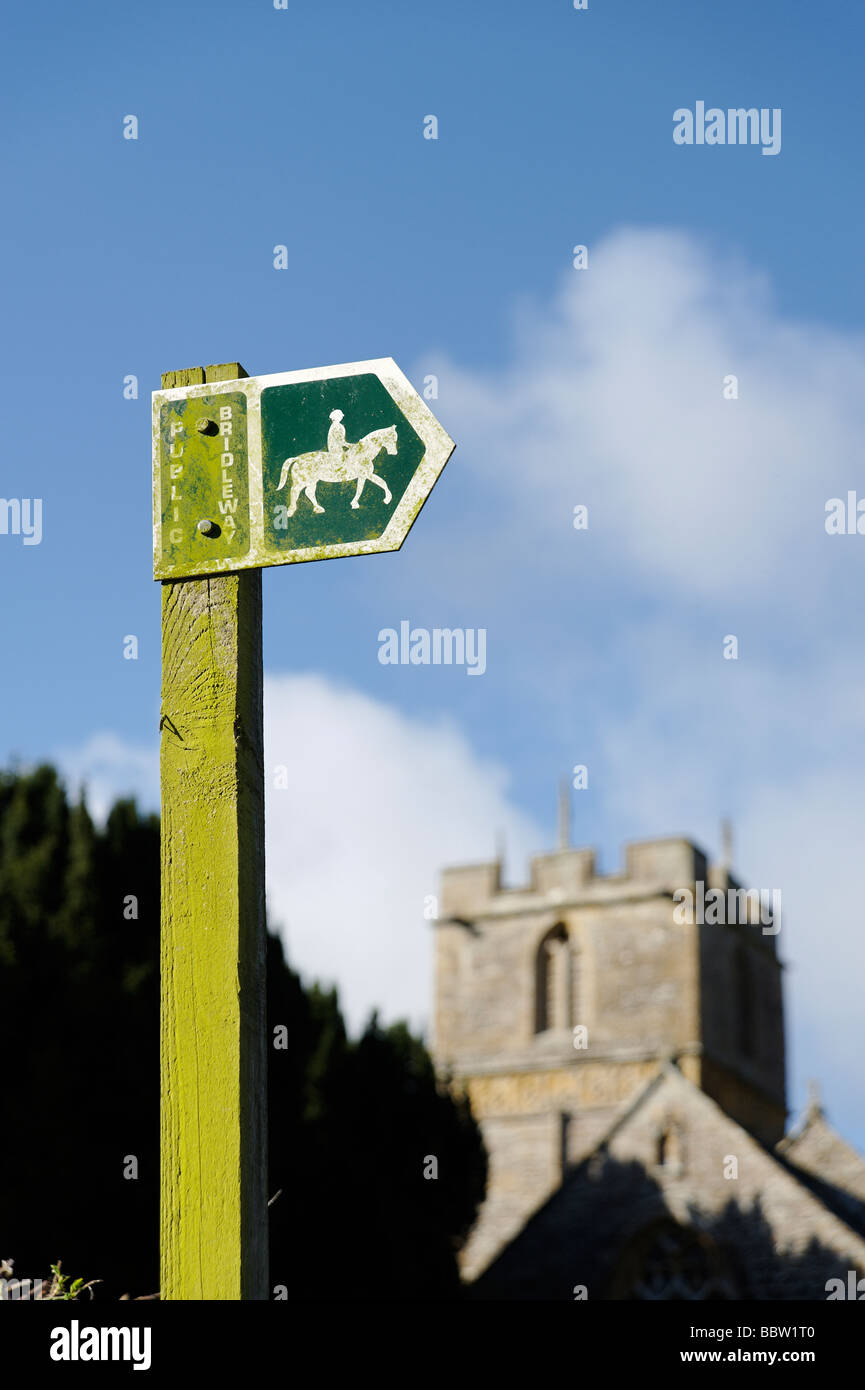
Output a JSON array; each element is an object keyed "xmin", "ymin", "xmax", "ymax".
[
  {"xmin": 264, "ymin": 673, "xmax": 541, "ymax": 1033},
  {"xmin": 426, "ymin": 227, "xmax": 865, "ymax": 607}
]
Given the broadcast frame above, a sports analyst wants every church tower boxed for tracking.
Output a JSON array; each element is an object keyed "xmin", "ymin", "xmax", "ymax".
[{"xmin": 433, "ymin": 835, "xmax": 786, "ymax": 1280}]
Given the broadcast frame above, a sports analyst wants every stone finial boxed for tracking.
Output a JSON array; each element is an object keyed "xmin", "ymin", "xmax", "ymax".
[
  {"xmin": 720, "ymin": 818, "xmax": 733, "ymax": 870},
  {"xmin": 558, "ymin": 778, "xmax": 571, "ymax": 851},
  {"xmin": 806, "ymin": 1078, "xmax": 824, "ymax": 1117},
  {"xmin": 494, "ymin": 827, "xmax": 506, "ymax": 870}
]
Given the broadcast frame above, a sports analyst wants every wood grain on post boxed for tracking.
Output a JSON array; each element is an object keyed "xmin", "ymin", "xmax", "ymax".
[{"xmin": 159, "ymin": 362, "xmax": 268, "ymax": 1300}]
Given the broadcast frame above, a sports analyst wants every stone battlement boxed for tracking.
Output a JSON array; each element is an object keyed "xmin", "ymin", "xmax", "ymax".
[{"xmin": 440, "ymin": 837, "xmax": 710, "ymax": 922}]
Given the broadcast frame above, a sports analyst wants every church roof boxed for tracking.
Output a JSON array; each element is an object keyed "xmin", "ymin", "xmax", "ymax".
[
  {"xmin": 776, "ymin": 1093, "xmax": 865, "ymax": 1239},
  {"xmin": 469, "ymin": 1064, "xmax": 865, "ymax": 1300}
]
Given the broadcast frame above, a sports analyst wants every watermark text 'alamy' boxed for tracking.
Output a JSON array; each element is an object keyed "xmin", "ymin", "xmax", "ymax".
[{"xmin": 673, "ymin": 103, "xmax": 781, "ymax": 156}]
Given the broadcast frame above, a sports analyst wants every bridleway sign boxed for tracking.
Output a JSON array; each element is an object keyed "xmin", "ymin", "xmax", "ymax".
[{"xmin": 153, "ymin": 357, "xmax": 454, "ymax": 580}]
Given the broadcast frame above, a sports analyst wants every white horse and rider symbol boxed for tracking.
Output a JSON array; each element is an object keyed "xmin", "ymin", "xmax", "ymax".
[{"xmin": 276, "ymin": 408, "xmax": 398, "ymax": 517}]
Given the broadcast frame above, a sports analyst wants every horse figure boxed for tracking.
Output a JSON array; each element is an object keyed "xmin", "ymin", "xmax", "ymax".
[{"xmin": 276, "ymin": 424, "xmax": 398, "ymax": 516}]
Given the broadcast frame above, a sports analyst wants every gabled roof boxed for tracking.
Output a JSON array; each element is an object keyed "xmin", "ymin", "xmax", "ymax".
[
  {"xmin": 470, "ymin": 1063, "xmax": 865, "ymax": 1300},
  {"xmin": 777, "ymin": 1095, "xmax": 865, "ymax": 1238}
]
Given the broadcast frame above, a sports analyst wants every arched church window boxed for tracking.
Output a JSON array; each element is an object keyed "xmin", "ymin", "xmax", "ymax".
[
  {"xmin": 570, "ymin": 946, "xmax": 581, "ymax": 1031},
  {"xmin": 655, "ymin": 1124, "xmax": 684, "ymax": 1172},
  {"xmin": 534, "ymin": 924, "xmax": 570, "ymax": 1033}
]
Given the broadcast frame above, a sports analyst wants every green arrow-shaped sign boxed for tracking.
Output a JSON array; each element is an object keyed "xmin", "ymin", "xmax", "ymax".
[{"xmin": 152, "ymin": 358, "xmax": 454, "ymax": 580}]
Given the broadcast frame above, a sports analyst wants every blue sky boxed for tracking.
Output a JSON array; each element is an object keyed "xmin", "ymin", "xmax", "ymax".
[{"xmin": 2, "ymin": 0, "xmax": 865, "ymax": 1147}]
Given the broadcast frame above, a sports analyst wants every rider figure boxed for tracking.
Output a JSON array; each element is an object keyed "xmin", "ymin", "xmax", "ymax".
[{"xmin": 327, "ymin": 408, "xmax": 347, "ymax": 463}]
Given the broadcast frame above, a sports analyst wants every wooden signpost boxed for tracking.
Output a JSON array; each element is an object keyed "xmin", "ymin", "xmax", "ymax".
[{"xmin": 154, "ymin": 359, "xmax": 454, "ymax": 1300}]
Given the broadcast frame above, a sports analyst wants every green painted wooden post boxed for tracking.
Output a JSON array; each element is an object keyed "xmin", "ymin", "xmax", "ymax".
[{"xmin": 159, "ymin": 362, "xmax": 269, "ymax": 1300}]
